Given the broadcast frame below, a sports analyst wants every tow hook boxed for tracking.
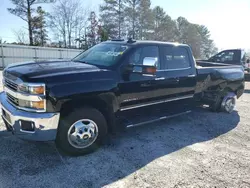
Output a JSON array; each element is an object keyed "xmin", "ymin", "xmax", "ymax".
[{"xmin": 221, "ymin": 92, "xmax": 236, "ymax": 113}]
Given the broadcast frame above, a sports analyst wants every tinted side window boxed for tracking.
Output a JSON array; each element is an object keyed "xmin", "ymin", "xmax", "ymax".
[
  {"xmin": 213, "ymin": 50, "xmax": 239, "ymax": 63},
  {"xmin": 162, "ymin": 46, "xmax": 191, "ymax": 70},
  {"xmin": 217, "ymin": 51, "xmax": 234, "ymax": 61},
  {"xmin": 129, "ymin": 46, "xmax": 160, "ymax": 69}
]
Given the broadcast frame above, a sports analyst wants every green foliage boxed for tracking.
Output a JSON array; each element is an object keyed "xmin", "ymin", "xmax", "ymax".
[
  {"xmin": 137, "ymin": 0, "xmax": 154, "ymax": 40},
  {"xmin": 32, "ymin": 6, "xmax": 48, "ymax": 46},
  {"xmin": 8, "ymin": 0, "xmax": 218, "ymax": 56},
  {"xmin": 8, "ymin": 0, "xmax": 52, "ymax": 46},
  {"xmin": 124, "ymin": 0, "xmax": 140, "ymax": 39},
  {"xmin": 176, "ymin": 17, "xmax": 217, "ymax": 58},
  {"xmin": 99, "ymin": 0, "xmax": 217, "ymax": 58},
  {"xmin": 8, "ymin": 0, "xmax": 37, "ymax": 45},
  {"xmin": 152, "ymin": 6, "xmax": 178, "ymax": 42},
  {"xmin": 100, "ymin": 0, "xmax": 126, "ymax": 39},
  {"xmin": 99, "ymin": 27, "xmax": 109, "ymax": 42},
  {"xmin": 86, "ymin": 11, "xmax": 99, "ymax": 47}
]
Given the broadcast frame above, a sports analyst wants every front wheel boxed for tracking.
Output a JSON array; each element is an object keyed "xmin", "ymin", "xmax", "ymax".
[{"xmin": 56, "ymin": 107, "xmax": 108, "ymax": 155}]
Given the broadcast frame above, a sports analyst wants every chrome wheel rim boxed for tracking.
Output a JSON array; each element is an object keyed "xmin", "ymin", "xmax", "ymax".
[
  {"xmin": 224, "ymin": 98, "xmax": 236, "ymax": 113},
  {"xmin": 67, "ymin": 119, "xmax": 98, "ymax": 149}
]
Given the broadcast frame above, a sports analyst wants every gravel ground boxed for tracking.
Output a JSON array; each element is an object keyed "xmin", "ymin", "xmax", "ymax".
[{"xmin": 0, "ymin": 72, "xmax": 250, "ymax": 188}]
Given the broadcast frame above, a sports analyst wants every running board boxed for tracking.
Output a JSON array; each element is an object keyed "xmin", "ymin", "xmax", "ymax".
[{"xmin": 126, "ymin": 110, "xmax": 192, "ymax": 128}]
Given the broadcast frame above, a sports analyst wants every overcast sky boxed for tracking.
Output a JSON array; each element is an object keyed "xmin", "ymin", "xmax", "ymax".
[{"xmin": 0, "ymin": 0, "xmax": 250, "ymax": 51}]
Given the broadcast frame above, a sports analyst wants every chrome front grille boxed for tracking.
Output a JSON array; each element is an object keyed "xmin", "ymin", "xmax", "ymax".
[
  {"xmin": 6, "ymin": 93, "xmax": 19, "ymax": 106},
  {"xmin": 4, "ymin": 78, "xmax": 18, "ymax": 91},
  {"xmin": 4, "ymin": 76, "xmax": 20, "ymax": 108},
  {"xmin": 3, "ymin": 74, "xmax": 46, "ymax": 112}
]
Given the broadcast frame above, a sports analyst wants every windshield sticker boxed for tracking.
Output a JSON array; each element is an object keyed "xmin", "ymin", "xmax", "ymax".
[
  {"xmin": 105, "ymin": 45, "xmax": 128, "ymax": 56},
  {"xmin": 106, "ymin": 51, "xmax": 123, "ymax": 56}
]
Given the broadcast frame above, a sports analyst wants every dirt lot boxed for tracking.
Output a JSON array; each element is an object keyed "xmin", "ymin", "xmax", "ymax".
[{"xmin": 0, "ymin": 72, "xmax": 250, "ymax": 188}]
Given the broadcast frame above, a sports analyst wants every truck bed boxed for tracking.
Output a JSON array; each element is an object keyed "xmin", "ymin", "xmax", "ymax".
[
  {"xmin": 196, "ymin": 60, "xmax": 242, "ymax": 68},
  {"xmin": 195, "ymin": 60, "xmax": 245, "ymax": 99}
]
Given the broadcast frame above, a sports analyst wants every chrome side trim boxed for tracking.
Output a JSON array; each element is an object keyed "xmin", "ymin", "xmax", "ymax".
[
  {"xmin": 155, "ymin": 77, "xmax": 165, "ymax": 80},
  {"xmin": 4, "ymin": 86, "xmax": 45, "ymax": 101},
  {"xmin": 120, "ymin": 95, "xmax": 193, "ymax": 111},
  {"xmin": 157, "ymin": 67, "xmax": 191, "ymax": 72},
  {"xmin": 126, "ymin": 110, "xmax": 192, "ymax": 128}
]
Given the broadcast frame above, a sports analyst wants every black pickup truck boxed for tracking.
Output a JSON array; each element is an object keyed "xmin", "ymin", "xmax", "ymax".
[{"xmin": 0, "ymin": 40, "xmax": 245, "ymax": 155}]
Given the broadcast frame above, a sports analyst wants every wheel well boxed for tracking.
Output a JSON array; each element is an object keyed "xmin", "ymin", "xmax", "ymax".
[
  {"xmin": 60, "ymin": 97, "xmax": 116, "ymax": 133},
  {"xmin": 222, "ymin": 87, "xmax": 237, "ymax": 96}
]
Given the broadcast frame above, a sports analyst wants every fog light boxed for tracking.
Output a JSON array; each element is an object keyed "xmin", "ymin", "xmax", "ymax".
[{"xmin": 19, "ymin": 120, "xmax": 35, "ymax": 132}]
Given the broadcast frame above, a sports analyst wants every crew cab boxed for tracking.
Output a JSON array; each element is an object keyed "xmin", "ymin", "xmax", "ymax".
[
  {"xmin": 200, "ymin": 49, "xmax": 250, "ymax": 72},
  {"xmin": 0, "ymin": 40, "xmax": 245, "ymax": 155}
]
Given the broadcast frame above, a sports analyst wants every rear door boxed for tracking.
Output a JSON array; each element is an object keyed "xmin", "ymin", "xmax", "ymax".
[{"xmin": 154, "ymin": 45, "xmax": 197, "ymax": 100}]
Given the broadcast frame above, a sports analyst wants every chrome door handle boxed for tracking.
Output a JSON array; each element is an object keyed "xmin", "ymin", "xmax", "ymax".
[
  {"xmin": 188, "ymin": 74, "xmax": 196, "ymax": 78},
  {"xmin": 155, "ymin": 77, "xmax": 165, "ymax": 80},
  {"xmin": 141, "ymin": 82, "xmax": 151, "ymax": 87},
  {"xmin": 175, "ymin": 78, "xmax": 180, "ymax": 83}
]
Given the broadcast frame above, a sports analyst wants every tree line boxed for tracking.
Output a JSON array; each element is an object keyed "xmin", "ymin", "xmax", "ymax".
[{"xmin": 7, "ymin": 0, "xmax": 218, "ymax": 58}]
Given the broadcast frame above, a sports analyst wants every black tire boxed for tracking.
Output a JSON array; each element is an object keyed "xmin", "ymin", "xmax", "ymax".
[
  {"xmin": 56, "ymin": 107, "xmax": 108, "ymax": 156},
  {"xmin": 210, "ymin": 93, "xmax": 223, "ymax": 112}
]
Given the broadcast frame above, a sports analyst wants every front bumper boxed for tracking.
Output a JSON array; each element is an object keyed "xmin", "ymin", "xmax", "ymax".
[{"xmin": 0, "ymin": 92, "xmax": 60, "ymax": 141}]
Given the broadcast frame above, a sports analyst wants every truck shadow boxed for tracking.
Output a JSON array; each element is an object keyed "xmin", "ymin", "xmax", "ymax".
[{"xmin": 0, "ymin": 107, "xmax": 240, "ymax": 187}]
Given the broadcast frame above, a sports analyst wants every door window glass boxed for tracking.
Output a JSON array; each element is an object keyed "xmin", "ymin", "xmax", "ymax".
[
  {"xmin": 162, "ymin": 46, "xmax": 191, "ymax": 70},
  {"xmin": 213, "ymin": 51, "xmax": 236, "ymax": 62},
  {"xmin": 129, "ymin": 46, "xmax": 160, "ymax": 69}
]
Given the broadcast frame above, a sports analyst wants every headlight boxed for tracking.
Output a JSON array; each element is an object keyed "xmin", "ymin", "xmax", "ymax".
[
  {"xmin": 17, "ymin": 83, "xmax": 46, "ymax": 111},
  {"xmin": 30, "ymin": 86, "xmax": 45, "ymax": 94},
  {"xmin": 18, "ymin": 84, "xmax": 45, "ymax": 95},
  {"xmin": 19, "ymin": 99, "xmax": 45, "ymax": 110}
]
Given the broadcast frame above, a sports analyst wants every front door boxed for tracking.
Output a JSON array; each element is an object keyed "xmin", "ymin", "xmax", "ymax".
[{"xmin": 119, "ymin": 45, "xmax": 161, "ymax": 111}]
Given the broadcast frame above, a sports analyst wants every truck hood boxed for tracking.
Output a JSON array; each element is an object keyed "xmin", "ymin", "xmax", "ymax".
[{"xmin": 4, "ymin": 60, "xmax": 103, "ymax": 81}]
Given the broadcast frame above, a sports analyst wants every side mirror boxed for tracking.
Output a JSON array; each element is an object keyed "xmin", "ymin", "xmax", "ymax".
[
  {"xmin": 132, "ymin": 57, "xmax": 157, "ymax": 75},
  {"xmin": 143, "ymin": 57, "xmax": 158, "ymax": 66}
]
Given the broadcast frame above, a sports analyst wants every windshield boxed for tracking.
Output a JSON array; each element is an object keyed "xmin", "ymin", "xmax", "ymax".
[{"xmin": 72, "ymin": 43, "xmax": 129, "ymax": 67}]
